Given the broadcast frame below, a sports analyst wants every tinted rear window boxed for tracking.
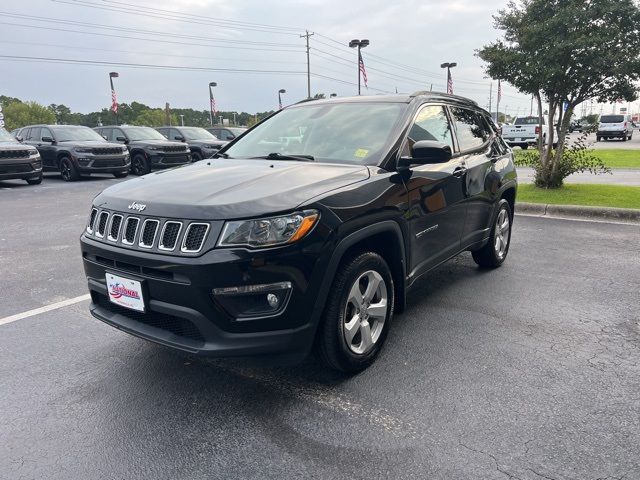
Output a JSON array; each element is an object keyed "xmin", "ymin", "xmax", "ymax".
[
  {"xmin": 514, "ymin": 117, "xmax": 539, "ymax": 125},
  {"xmin": 600, "ymin": 115, "xmax": 624, "ymax": 123}
]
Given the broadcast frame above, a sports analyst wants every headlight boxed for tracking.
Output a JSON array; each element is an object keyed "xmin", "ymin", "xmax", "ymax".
[
  {"xmin": 218, "ymin": 210, "xmax": 319, "ymax": 248},
  {"xmin": 203, "ymin": 144, "xmax": 219, "ymax": 149},
  {"xmin": 73, "ymin": 147, "xmax": 93, "ymax": 153},
  {"xmin": 148, "ymin": 146, "xmax": 163, "ymax": 151},
  {"xmin": 29, "ymin": 149, "xmax": 40, "ymax": 157},
  {"xmin": 121, "ymin": 146, "xmax": 128, "ymax": 153}
]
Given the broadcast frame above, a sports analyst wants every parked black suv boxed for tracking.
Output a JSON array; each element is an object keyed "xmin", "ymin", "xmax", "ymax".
[
  {"xmin": 94, "ymin": 126, "xmax": 191, "ymax": 175},
  {"xmin": 0, "ymin": 127, "xmax": 43, "ymax": 185},
  {"xmin": 20, "ymin": 125, "xmax": 130, "ymax": 181},
  {"xmin": 81, "ymin": 93, "xmax": 517, "ymax": 372},
  {"xmin": 156, "ymin": 126, "xmax": 227, "ymax": 161}
]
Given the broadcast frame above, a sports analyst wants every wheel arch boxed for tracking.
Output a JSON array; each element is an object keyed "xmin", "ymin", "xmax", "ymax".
[
  {"xmin": 56, "ymin": 151, "xmax": 73, "ymax": 167},
  {"xmin": 501, "ymin": 185, "xmax": 516, "ymax": 217},
  {"xmin": 313, "ymin": 221, "xmax": 408, "ymax": 321}
]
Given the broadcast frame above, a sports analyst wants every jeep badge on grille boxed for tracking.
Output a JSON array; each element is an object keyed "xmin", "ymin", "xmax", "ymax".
[{"xmin": 128, "ymin": 202, "xmax": 146, "ymax": 212}]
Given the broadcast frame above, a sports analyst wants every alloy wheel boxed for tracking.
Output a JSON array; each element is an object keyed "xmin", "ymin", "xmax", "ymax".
[
  {"xmin": 494, "ymin": 208, "xmax": 510, "ymax": 260},
  {"xmin": 343, "ymin": 270, "xmax": 388, "ymax": 355},
  {"xmin": 61, "ymin": 161, "xmax": 71, "ymax": 181}
]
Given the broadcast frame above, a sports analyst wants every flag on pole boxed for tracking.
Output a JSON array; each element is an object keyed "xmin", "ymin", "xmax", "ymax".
[
  {"xmin": 210, "ymin": 96, "xmax": 217, "ymax": 116},
  {"xmin": 111, "ymin": 88, "xmax": 118, "ymax": 114},
  {"xmin": 358, "ymin": 50, "xmax": 368, "ymax": 89},
  {"xmin": 497, "ymin": 79, "xmax": 502, "ymax": 104},
  {"xmin": 447, "ymin": 69, "xmax": 453, "ymax": 95}
]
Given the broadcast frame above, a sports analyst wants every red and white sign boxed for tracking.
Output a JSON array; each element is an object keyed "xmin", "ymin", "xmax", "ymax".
[{"xmin": 106, "ymin": 273, "xmax": 145, "ymax": 312}]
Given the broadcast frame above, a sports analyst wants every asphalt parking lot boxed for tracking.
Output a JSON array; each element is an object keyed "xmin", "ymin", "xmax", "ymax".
[{"xmin": 1, "ymin": 173, "xmax": 639, "ymax": 480}]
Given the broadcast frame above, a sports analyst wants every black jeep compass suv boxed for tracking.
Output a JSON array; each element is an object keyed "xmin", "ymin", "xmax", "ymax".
[
  {"xmin": 94, "ymin": 126, "xmax": 191, "ymax": 175},
  {"xmin": 20, "ymin": 124, "xmax": 130, "ymax": 181},
  {"xmin": 81, "ymin": 93, "xmax": 517, "ymax": 372}
]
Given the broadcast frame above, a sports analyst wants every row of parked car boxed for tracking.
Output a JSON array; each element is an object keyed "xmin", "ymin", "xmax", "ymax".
[{"xmin": 0, "ymin": 124, "xmax": 247, "ymax": 185}]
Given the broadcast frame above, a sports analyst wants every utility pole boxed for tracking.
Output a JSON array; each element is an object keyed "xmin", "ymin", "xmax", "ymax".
[
  {"xmin": 300, "ymin": 30, "xmax": 314, "ymax": 99},
  {"xmin": 530, "ymin": 95, "xmax": 534, "ymax": 116},
  {"xmin": 488, "ymin": 82, "xmax": 493, "ymax": 116},
  {"xmin": 165, "ymin": 102, "xmax": 171, "ymax": 126}
]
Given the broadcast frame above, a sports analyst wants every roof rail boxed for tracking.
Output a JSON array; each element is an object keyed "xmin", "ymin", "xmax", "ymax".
[{"xmin": 410, "ymin": 90, "xmax": 478, "ymax": 106}]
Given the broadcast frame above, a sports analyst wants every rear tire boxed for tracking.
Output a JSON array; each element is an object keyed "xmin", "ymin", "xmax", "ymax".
[
  {"xmin": 316, "ymin": 252, "xmax": 394, "ymax": 373},
  {"xmin": 59, "ymin": 157, "xmax": 80, "ymax": 182},
  {"xmin": 472, "ymin": 199, "xmax": 512, "ymax": 269},
  {"xmin": 131, "ymin": 153, "xmax": 150, "ymax": 176},
  {"xmin": 26, "ymin": 173, "xmax": 42, "ymax": 185}
]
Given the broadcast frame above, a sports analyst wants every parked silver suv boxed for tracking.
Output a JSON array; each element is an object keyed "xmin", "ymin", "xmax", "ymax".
[{"xmin": 0, "ymin": 127, "xmax": 42, "ymax": 185}]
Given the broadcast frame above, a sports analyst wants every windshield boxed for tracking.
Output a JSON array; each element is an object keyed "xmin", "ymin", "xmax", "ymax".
[
  {"xmin": 0, "ymin": 128, "xmax": 15, "ymax": 142},
  {"xmin": 122, "ymin": 127, "xmax": 167, "ymax": 141},
  {"xmin": 223, "ymin": 102, "xmax": 406, "ymax": 164},
  {"xmin": 514, "ymin": 117, "xmax": 539, "ymax": 125},
  {"xmin": 179, "ymin": 127, "xmax": 217, "ymax": 141},
  {"xmin": 52, "ymin": 126, "xmax": 106, "ymax": 142},
  {"xmin": 600, "ymin": 115, "xmax": 624, "ymax": 123}
]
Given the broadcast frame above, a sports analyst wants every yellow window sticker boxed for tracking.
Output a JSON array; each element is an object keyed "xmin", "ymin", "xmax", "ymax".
[{"xmin": 354, "ymin": 148, "xmax": 369, "ymax": 158}]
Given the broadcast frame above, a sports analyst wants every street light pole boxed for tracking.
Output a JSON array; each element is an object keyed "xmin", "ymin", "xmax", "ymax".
[
  {"xmin": 179, "ymin": 114, "xmax": 184, "ymax": 126},
  {"xmin": 278, "ymin": 89, "xmax": 286, "ymax": 109},
  {"xmin": 109, "ymin": 72, "xmax": 119, "ymax": 125},
  {"xmin": 440, "ymin": 62, "xmax": 457, "ymax": 94},
  {"xmin": 349, "ymin": 39, "xmax": 369, "ymax": 95},
  {"xmin": 208, "ymin": 82, "xmax": 217, "ymax": 126}
]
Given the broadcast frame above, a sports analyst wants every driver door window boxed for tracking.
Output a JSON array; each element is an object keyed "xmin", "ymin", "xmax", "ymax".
[{"xmin": 402, "ymin": 105, "xmax": 454, "ymax": 157}]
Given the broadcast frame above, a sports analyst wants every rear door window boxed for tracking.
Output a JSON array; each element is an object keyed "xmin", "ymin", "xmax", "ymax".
[
  {"xmin": 451, "ymin": 107, "xmax": 490, "ymax": 152},
  {"xmin": 600, "ymin": 115, "xmax": 624, "ymax": 123}
]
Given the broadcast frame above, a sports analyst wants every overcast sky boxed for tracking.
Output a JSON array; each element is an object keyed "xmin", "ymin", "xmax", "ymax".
[{"xmin": 0, "ymin": 0, "xmax": 608, "ymax": 117}]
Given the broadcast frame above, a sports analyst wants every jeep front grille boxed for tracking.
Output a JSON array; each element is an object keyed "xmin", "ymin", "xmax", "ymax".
[{"xmin": 85, "ymin": 209, "xmax": 212, "ymax": 255}]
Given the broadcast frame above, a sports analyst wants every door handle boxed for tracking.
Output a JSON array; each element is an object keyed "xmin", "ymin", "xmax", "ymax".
[{"xmin": 453, "ymin": 166, "xmax": 467, "ymax": 178}]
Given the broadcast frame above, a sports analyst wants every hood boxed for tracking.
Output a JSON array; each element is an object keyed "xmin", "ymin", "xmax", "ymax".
[
  {"xmin": 0, "ymin": 141, "xmax": 38, "ymax": 152},
  {"xmin": 129, "ymin": 139, "xmax": 185, "ymax": 147},
  {"xmin": 187, "ymin": 139, "xmax": 228, "ymax": 148},
  {"xmin": 93, "ymin": 159, "xmax": 370, "ymax": 219}
]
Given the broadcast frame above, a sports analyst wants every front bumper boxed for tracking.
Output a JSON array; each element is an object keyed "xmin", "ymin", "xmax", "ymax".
[
  {"xmin": 0, "ymin": 159, "xmax": 42, "ymax": 180},
  {"xmin": 81, "ymin": 233, "xmax": 329, "ymax": 360},
  {"xmin": 149, "ymin": 152, "xmax": 191, "ymax": 168},
  {"xmin": 74, "ymin": 154, "xmax": 131, "ymax": 173}
]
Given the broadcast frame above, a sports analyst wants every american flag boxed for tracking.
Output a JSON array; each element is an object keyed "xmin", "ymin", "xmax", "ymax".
[
  {"xmin": 497, "ymin": 79, "xmax": 502, "ymax": 103},
  {"xmin": 447, "ymin": 69, "xmax": 453, "ymax": 95},
  {"xmin": 359, "ymin": 50, "xmax": 368, "ymax": 89},
  {"xmin": 210, "ymin": 96, "xmax": 217, "ymax": 116},
  {"xmin": 111, "ymin": 88, "xmax": 118, "ymax": 114}
]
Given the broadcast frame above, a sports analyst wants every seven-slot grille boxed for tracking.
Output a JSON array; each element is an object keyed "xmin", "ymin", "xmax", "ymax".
[
  {"xmin": 86, "ymin": 209, "xmax": 211, "ymax": 255},
  {"xmin": 163, "ymin": 145, "xmax": 188, "ymax": 153},
  {"xmin": 92, "ymin": 147, "xmax": 123, "ymax": 155},
  {"xmin": 0, "ymin": 149, "xmax": 31, "ymax": 159}
]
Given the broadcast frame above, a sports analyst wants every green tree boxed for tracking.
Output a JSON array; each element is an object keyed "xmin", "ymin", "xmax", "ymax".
[
  {"xmin": 478, "ymin": 0, "xmax": 640, "ymax": 187},
  {"xmin": 3, "ymin": 101, "xmax": 56, "ymax": 130}
]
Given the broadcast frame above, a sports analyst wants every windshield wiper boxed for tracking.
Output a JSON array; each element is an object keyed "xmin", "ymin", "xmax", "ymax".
[
  {"xmin": 253, "ymin": 152, "xmax": 315, "ymax": 162},
  {"xmin": 213, "ymin": 152, "xmax": 230, "ymax": 158}
]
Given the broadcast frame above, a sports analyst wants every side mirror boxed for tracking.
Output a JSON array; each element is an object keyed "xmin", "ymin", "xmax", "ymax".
[
  {"xmin": 116, "ymin": 136, "xmax": 127, "ymax": 143},
  {"xmin": 226, "ymin": 135, "xmax": 235, "ymax": 140},
  {"xmin": 176, "ymin": 136, "xmax": 185, "ymax": 142},
  {"xmin": 102, "ymin": 135, "xmax": 108, "ymax": 140},
  {"xmin": 397, "ymin": 141, "xmax": 452, "ymax": 172},
  {"xmin": 16, "ymin": 135, "xmax": 23, "ymax": 142},
  {"xmin": 41, "ymin": 136, "xmax": 54, "ymax": 143}
]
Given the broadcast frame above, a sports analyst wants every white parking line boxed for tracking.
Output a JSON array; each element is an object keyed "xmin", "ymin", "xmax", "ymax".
[{"xmin": 0, "ymin": 294, "xmax": 91, "ymax": 327}]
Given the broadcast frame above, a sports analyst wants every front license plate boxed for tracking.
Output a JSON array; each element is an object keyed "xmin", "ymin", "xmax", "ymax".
[{"xmin": 106, "ymin": 273, "xmax": 145, "ymax": 312}]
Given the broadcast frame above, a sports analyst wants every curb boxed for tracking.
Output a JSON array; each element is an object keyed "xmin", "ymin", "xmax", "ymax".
[{"xmin": 516, "ymin": 202, "xmax": 640, "ymax": 224}]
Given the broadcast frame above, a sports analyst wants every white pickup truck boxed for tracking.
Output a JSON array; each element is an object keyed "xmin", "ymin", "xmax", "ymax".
[{"xmin": 502, "ymin": 116, "xmax": 549, "ymax": 149}]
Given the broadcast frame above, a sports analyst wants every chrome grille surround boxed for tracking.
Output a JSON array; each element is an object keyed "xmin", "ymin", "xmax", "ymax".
[
  {"xmin": 122, "ymin": 217, "xmax": 140, "ymax": 245},
  {"xmin": 96, "ymin": 211, "xmax": 109, "ymax": 238},
  {"xmin": 108, "ymin": 214, "xmax": 123, "ymax": 242},
  {"xmin": 181, "ymin": 223, "xmax": 210, "ymax": 254},
  {"xmin": 86, "ymin": 208, "xmax": 98, "ymax": 234},
  {"xmin": 158, "ymin": 221, "xmax": 183, "ymax": 251}
]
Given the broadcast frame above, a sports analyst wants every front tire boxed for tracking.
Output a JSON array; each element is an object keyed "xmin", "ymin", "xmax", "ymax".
[
  {"xmin": 131, "ymin": 154, "xmax": 150, "ymax": 176},
  {"xmin": 59, "ymin": 157, "xmax": 80, "ymax": 182},
  {"xmin": 190, "ymin": 151, "xmax": 203, "ymax": 162},
  {"xmin": 472, "ymin": 199, "xmax": 512, "ymax": 268},
  {"xmin": 316, "ymin": 252, "xmax": 394, "ymax": 373}
]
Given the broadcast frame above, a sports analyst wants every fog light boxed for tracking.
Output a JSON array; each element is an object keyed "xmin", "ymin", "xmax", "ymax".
[
  {"xmin": 212, "ymin": 282, "xmax": 292, "ymax": 320},
  {"xmin": 77, "ymin": 158, "xmax": 91, "ymax": 166}
]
